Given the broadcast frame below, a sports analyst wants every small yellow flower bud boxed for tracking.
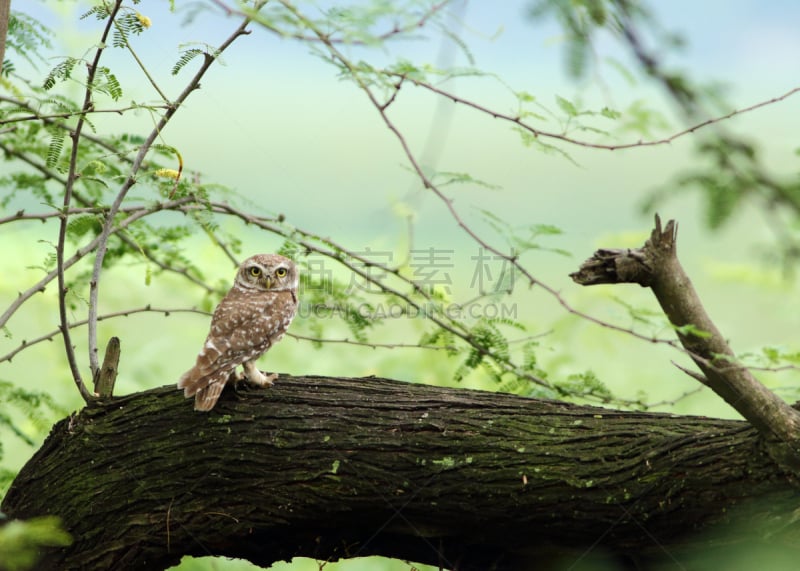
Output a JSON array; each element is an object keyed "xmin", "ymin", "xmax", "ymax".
[
  {"xmin": 136, "ymin": 13, "xmax": 152, "ymax": 29},
  {"xmin": 154, "ymin": 168, "xmax": 181, "ymax": 180}
]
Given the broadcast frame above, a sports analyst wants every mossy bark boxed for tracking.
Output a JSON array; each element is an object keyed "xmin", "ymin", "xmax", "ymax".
[{"xmin": 2, "ymin": 375, "xmax": 799, "ymax": 570}]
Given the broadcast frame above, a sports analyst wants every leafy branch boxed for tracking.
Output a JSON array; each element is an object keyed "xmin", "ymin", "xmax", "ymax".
[
  {"xmin": 236, "ymin": 0, "xmax": 799, "ymax": 406},
  {"xmin": 221, "ymin": 0, "xmax": 450, "ymax": 46},
  {"xmin": 2, "ymin": 2, "xmax": 258, "ymax": 403}
]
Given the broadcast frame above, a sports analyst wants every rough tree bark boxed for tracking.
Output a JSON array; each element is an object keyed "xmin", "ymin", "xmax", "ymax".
[
  {"xmin": 2, "ymin": 375, "xmax": 800, "ymax": 571},
  {"xmin": 0, "ymin": 0, "xmax": 9, "ymax": 78}
]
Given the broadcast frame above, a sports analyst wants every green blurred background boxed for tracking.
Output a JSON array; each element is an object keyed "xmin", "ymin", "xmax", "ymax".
[{"xmin": 2, "ymin": 1, "xmax": 800, "ymax": 569}]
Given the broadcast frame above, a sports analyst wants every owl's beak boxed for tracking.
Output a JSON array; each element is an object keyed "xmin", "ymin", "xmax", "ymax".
[{"xmin": 262, "ymin": 276, "xmax": 273, "ymax": 289}]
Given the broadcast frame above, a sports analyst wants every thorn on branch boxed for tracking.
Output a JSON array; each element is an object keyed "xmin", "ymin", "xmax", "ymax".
[
  {"xmin": 380, "ymin": 80, "xmax": 403, "ymax": 111},
  {"xmin": 671, "ymin": 360, "xmax": 710, "ymax": 386}
]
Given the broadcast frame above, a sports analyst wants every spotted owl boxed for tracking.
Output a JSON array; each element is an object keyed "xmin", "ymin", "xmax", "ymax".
[{"xmin": 177, "ymin": 254, "xmax": 299, "ymax": 411}]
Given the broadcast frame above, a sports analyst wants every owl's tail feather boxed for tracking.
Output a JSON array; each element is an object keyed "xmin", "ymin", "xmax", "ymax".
[
  {"xmin": 178, "ymin": 367, "xmax": 228, "ymax": 411},
  {"xmin": 177, "ymin": 366, "xmax": 201, "ymax": 396},
  {"xmin": 194, "ymin": 380, "xmax": 225, "ymax": 412}
]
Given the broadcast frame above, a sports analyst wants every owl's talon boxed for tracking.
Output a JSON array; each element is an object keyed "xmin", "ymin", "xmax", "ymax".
[{"xmin": 243, "ymin": 360, "xmax": 277, "ymax": 387}]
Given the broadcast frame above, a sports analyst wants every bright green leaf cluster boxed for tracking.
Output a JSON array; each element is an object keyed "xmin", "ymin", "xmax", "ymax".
[{"xmin": 0, "ymin": 516, "xmax": 72, "ymax": 571}]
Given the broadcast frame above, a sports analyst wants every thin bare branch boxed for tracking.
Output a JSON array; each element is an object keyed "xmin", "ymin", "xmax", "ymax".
[
  {"xmin": 0, "ymin": 102, "xmax": 169, "ymax": 126},
  {"xmin": 287, "ymin": 332, "xmax": 459, "ymax": 353},
  {"xmin": 0, "ymin": 0, "xmax": 8, "ymax": 78},
  {"xmin": 59, "ymin": 0, "xmax": 125, "ymax": 403},
  {"xmin": 216, "ymin": 0, "xmax": 449, "ymax": 45},
  {"xmin": 672, "ymin": 360, "xmax": 710, "ymax": 386},
  {"xmin": 121, "ymin": 39, "xmax": 169, "ymax": 103},
  {"xmin": 201, "ymin": 224, "xmax": 240, "ymax": 268},
  {"xmin": 397, "ymin": 76, "xmax": 800, "ymax": 151},
  {"xmin": 0, "ymin": 305, "xmax": 209, "ymax": 364}
]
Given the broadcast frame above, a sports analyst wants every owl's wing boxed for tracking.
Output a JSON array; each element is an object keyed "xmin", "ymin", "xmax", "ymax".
[
  {"xmin": 178, "ymin": 290, "xmax": 295, "ymax": 404},
  {"xmin": 177, "ymin": 298, "xmax": 242, "ymax": 393},
  {"xmin": 185, "ymin": 292, "xmax": 283, "ymax": 379}
]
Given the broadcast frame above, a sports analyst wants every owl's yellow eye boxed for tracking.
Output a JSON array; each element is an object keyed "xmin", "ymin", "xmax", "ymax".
[
  {"xmin": 248, "ymin": 266, "xmax": 262, "ymax": 277},
  {"xmin": 275, "ymin": 267, "xmax": 288, "ymax": 278}
]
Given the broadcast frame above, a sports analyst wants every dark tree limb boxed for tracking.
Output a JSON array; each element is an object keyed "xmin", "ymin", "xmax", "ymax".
[
  {"xmin": 571, "ymin": 215, "xmax": 800, "ymax": 470},
  {"xmin": 3, "ymin": 376, "xmax": 800, "ymax": 571}
]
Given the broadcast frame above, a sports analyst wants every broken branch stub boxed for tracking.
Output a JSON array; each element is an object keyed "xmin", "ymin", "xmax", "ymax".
[{"xmin": 571, "ymin": 215, "xmax": 800, "ymax": 471}]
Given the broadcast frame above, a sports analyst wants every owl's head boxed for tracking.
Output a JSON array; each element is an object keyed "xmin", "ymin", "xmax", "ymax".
[{"xmin": 235, "ymin": 254, "xmax": 298, "ymax": 292}]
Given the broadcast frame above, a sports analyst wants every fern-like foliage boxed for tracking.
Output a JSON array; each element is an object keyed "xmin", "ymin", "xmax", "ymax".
[
  {"xmin": 6, "ymin": 11, "xmax": 53, "ymax": 69},
  {"xmin": 299, "ymin": 268, "xmax": 380, "ymax": 344},
  {"xmin": 454, "ymin": 319, "xmax": 510, "ymax": 382},
  {"xmin": 0, "ymin": 516, "xmax": 73, "ymax": 570},
  {"xmin": 66, "ymin": 215, "xmax": 103, "ymax": 240},
  {"xmin": 45, "ymin": 129, "xmax": 66, "ymax": 169},
  {"xmin": 41, "ymin": 95, "xmax": 81, "ymax": 117},
  {"xmin": 112, "ymin": 12, "xmax": 147, "ymax": 48},
  {"xmin": 478, "ymin": 209, "xmax": 571, "ymax": 261},
  {"xmin": 0, "ymin": 172, "xmax": 54, "ymax": 208},
  {"xmin": 93, "ymin": 66, "xmax": 124, "ymax": 101},
  {"xmin": 80, "ymin": 4, "xmax": 112, "ymax": 21},
  {"xmin": 419, "ymin": 326, "xmax": 458, "ymax": 356},
  {"xmin": 555, "ymin": 371, "xmax": 613, "ymax": 402},
  {"xmin": 43, "ymin": 57, "xmax": 80, "ymax": 90},
  {"xmin": 171, "ymin": 48, "xmax": 204, "ymax": 76},
  {"xmin": 0, "ymin": 381, "xmax": 67, "ymax": 494}
]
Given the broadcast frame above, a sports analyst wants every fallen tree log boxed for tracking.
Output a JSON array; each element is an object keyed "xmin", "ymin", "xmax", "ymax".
[{"xmin": 2, "ymin": 375, "xmax": 798, "ymax": 570}]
